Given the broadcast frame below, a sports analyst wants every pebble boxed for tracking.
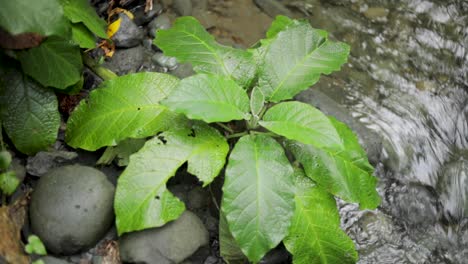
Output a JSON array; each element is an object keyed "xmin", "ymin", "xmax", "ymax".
[
  {"xmin": 254, "ymin": 0, "xmax": 294, "ymax": 18},
  {"xmin": 103, "ymin": 45, "xmax": 146, "ymax": 75},
  {"xmin": 111, "ymin": 13, "xmax": 144, "ymax": 48},
  {"xmin": 30, "ymin": 165, "xmax": 115, "ymax": 255},
  {"xmin": 119, "ymin": 211, "xmax": 209, "ymax": 264},
  {"xmin": 363, "ymin": 7, "xmax": 389, "ymax": 21},
  {"xmin": 131, "ymin": 1, "xmax": 163, "ymax": 26},
  {"xmin": 152, "ymin": 52, "xmax": 178, "ymax": 70},
  {"xmin": 148, "ymin": 13, "xmax": 171, "ymax": 38}
]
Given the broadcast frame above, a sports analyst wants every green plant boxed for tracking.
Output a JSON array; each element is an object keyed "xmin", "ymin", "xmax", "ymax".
[
  {"xmin": 65, "ymin": 15, "xmax": 380, "ymax": 263},
  {"xmin": 25, "ymin": 235, "xmax": 47, "ymax": 256},
  {"xmin": 0, "ymin": 0, "xmax": 108, "ymax": 155}
]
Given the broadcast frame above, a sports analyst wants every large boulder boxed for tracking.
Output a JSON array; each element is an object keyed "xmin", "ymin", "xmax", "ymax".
[
  {"xmin": 30, "ymin": 165, "xmax": 115, "ymax": 255},
  {"xmin": 120, "ymin": 211, "xmax": 209, "ymax": 264}
]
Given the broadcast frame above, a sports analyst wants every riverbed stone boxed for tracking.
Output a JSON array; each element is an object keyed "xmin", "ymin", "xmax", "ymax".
[
  {"xmin": 119, "ymin": 211, "xmax": 209, "ymax": 264},
  {"xmin": 148, "ymin": 13, "xmax": 171, "ymax": 38},
  {"xmin": 39, "ymin": 256, "xmax": 73, "ymax": 264},
  {"xmin": 254, "ymin": 0, "xmax": 294, "ymax": 18},
  {"xmin": 103, "ymin": 45, "xmax": 146, "ymax": 75},
  {"xmin": 173, "ymin": 0, "xmax": 192, "ymax": 16},
  {"xmin": 26, "ymin": 150, "xmax": 78, "ymax": 177},
  {"xmin": 152, "ymin": 52, "xmax": 178, "ymax": 70},
  {"xmin": 30, "ymin": 165, "xmax": 115, "ymax": 255},
  {"xmin": 111, "ymin": 13, "xmax": 144, "ymax": 48}
]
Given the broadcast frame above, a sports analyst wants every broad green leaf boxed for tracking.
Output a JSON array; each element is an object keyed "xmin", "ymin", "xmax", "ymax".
[
  {"xmin": 0, "ymin": 67, "xmax": 60, "ymax": 155},
  {"xmin": 115, "ymin": 123, "xmax": 228, "ymax": 234},
  {"xmin": 17, "ymin": 36, "xmax": 82, "ymax": 89},
  {"xmin": 288, "ymin": 139, "xmax": 380, "ymax": 209},
  {"xmin": 25, "ymin": 235, "xmax": 47, "ymax": 255},
  {"xmin": 258, "ymin": 21, "xmax": 349, "ymax": 102},
  {"xmin": 154, "ymin": 16, "xmax": 256, "ymax": 87},
  {"xmin": 260, "ymin": 101, "xmax": 343, "ymax": 150},
  {"xmin": 0, "ymin": 0, "xmax": 69, "ymax": 36},
  {"xmin": 220, "ymin": 211, "xmax": 249, "ymax": 264},
  {"xmin": 162, "ymin": 74, "xmax": 250, "ymax": 123},
  {"xmin": 66, "ymin": 72, "xmax": 180, "ymax": 151},
  {"xmin": 250, "ymin": 87, "xmax": 264, "ymax": 116},
  {"xmin": 266, "ymin": 15, "xmax": 296, "ymax": 39},
  {"xmin": 222, "ymin": 135, "xmax": 295, "ymax": 263},
  {"xmin": 59, "ymin": 0, "xmax": 107, "ymax": 38},
  {"xmin": 284, "ymin": 172, "xmax": 357, "ymax": 264},
  {"xmin": 0, "ymin": 171, "xmax": 20, "ymax": 195},
  {"xmin": 71, "ymin": 23, "xmax": 96, "ymax": 49},
  {"xmin": 0, "ymin": 151, "xmax": 12, "ymax": 170}
]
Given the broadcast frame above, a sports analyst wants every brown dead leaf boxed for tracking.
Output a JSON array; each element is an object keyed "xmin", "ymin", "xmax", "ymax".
[
  {"xmin": 96, "ymin": 240, "xmax": 121, "ymax": 264},
  {"xmin": 0, "ymin": 29, "xmax": 44, "ymax": 50},
  {"xmin": 0, "ymin": 192, "xmax": 31, "ymax": 264}
]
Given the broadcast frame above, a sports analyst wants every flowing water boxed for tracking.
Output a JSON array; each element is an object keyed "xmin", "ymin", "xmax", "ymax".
[{"xmin": 283, "ymin": 0, "xmax": 468, "ymax": 263}]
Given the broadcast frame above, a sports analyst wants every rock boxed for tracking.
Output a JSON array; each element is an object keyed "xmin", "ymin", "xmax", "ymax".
[
  {"xmin": 131, "ymin": 1, "xmax": 163, "ymax": 26},
  {"xmin": 148, "ymin": 13, "xmax": 172, "ymax": 38},
  {"xmin": 170, "ymin": 63, "xmax": 195, "ymax": 79},
  {"xmin": 363, "ymin": 7, "xmax": 389, "ymax": 21},
  {"xmin": 437, "ymin": 152, "xmax": 468, "ymax": 222},
  {"xmin": 103, "ymin": 45, "xmax": 146, "ymax": 75},
  {"xmin": 152, "ymin": 52, "xmax": 178, "ymax": 70},
  {"xmin": 173, "ymin": 0, "xmax": 192, "ymax": 16},
  {"xmin": 120, "ymin": 211, "xmax": 209, "ymax": 264},
  {"xmin": 254, "ymin": 0, "xmax": 294, "ymax": 18},
  {"xmin": 259, "ymin": 246, "xmax": 290, "ymax": 264},
  {"xmin": 111, "ymin": 13, "xmax": 143, "ymax": 48},
  {"xmin": 187, "ymin": 186, "xmax": 209, "ymax": 210},
  {"xmin": 192, "ymin": 0, "xmax": 208, "ymax": 12},
  {"xmin": 30, "ymin": 165, "xmax": 115, "ymax": 255},
  {"xmin": 39, "ymin": 256, "xmax": 73, "ymax": 264},
  {"xmin": 295, "ymin": 89, "xmax": 383, "ymax": 165},
  {"xmin": 26, "ymin": 150, "xmax": 78, "ymax": 177}
]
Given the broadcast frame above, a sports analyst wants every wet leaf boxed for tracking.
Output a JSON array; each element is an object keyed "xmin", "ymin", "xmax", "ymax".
[
  {"xmin": 0, "ymin": 67, "xmax": 60, "ymax": 155},
  {"xmin": 260, "ymin": 101, "xmax": 344, "ymax": 150},
  {"xmin": 66, "ymin": 72, "xmax": 180, "ymax": 151},
  {"xmin": 155, "ymin": 16, "xmax": 256, "ymax": 87},
  {"xmin": 0, "ymin": 0, "xmax": 69, "ymax": 37},
  {"xmin": 284, "ymin": 172, "xmax": 358, "ymax": 264},
  {"xmin": 115, "ymin": 123, "xmax": 228, "ymax": 234},
  {"xmin": 17, "ymin": 36, "xmax": 82, "ymax": 89},
  {"xmin": 222, "ymin": 135, "xmax": 295, "ymax": 262},
  {"xmin": 59, "ymin": 0, "xmax": 107, "ymax": 38},
  {"xmin": 163, "ymin": 74, "xmax": 251, "ymax": 123},
  {"xmin": 257, "ymin": 20, "xmax": 349, "ymax": 102}
]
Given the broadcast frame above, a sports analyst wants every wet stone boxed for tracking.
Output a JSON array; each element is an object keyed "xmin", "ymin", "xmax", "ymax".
[
  {"xmin": 26, "ymin": 150, "xmax": 78, "ymax": 177},
  {"xmin": 148, "ymin": 13, "xmax": 171, "ymax": 38},
  {"xmin": 103, "ymin": 45, "xmax": 146, "ymax": 75},
  {"xmin": 131, "ymin": 1, "xmax": 163, "ymax": 26},
  {"xmin": 173, "ymin": 0, "xmax": 192, "ymax": 16},
  {"xmin": 152, "ymin": 52, "xmax": 178, "ymax": 70},
  {"xmin": 111, "ymin": 13, "xmax": 144, "ymax": 48},
  {"xmin": 39, "ymin": 256, "xmax": 73, "ymax": 264},
  {"xmin": 119, "ymin": 211, "xmax": 209, "ymax": 264},
  {"xmin": 30, "ymin": 165, "xmax": 115, "ymax": 255},
  {"xmin": 254, "ymin": 0, "xmax": 294, "ymax": 18}
]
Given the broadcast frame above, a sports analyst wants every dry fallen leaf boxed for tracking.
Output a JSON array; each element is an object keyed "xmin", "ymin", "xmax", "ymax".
[
  {"xmin": 0, "ymin": 29, "xmax": 44, "ymax": 50},
  {"xmin": 0, "ymin": 192, "xmax": 31, "ymax": 264},
  {"xmin": 96, "ymin": 240, "xmax": 121, "ymax": 264}
]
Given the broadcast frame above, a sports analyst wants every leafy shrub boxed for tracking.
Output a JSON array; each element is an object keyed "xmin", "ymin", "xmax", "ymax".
[
  {"xmin": 0, "ymin": 0, "xmax": 107, "ymax": 155},
  {"xmin": 66, "ymin": 15, "xmax": 380, "ymax": 263}
]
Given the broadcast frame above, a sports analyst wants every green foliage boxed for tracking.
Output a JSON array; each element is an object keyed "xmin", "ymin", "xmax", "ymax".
[
  {"xmin": 65, "ymin": 15, "xmax": 380, "ymax": 264},
  {"xmin": 0, "ymin": 151, "xmax": 12, "ymax": 170},
  {"xmin": 25, "ymin": 235, "xmax": 47, "ymax": 255},
  {"xmin": 66, "ymin": 73, "xmax": 180, "ymax": 151},
  {"xmin": 0, "ymin": 67, "xmax": 60, "ymax": 155},
  {"xmin": 0, "ymin": 171, "xmax": 20, "ymax": 195},
  {"xmin": 17, "ymin": 36, "xmax": 83, "ymax": 89},
  {"xmin": 0, "ymin": 0, "xmax": 106, "ymax": 154}
]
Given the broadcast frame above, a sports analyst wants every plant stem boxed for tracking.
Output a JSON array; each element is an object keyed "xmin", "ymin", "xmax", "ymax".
[
  {"xmin": 216, "ymin": 122, "xmax": 234, "ymax": 133},
  {"xmin": 82, "ymin": 53, "xmax": 117, "ymax": 81},
  {"xmin": 250, "ymin": 131, "xmax": 280, "ymax": 137},
  {"xmin": 226, "ymin": 131, "xmax": 248, "ymax": 139}
]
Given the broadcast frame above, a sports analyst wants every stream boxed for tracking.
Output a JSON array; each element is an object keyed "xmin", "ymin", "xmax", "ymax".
[{"xmin": 280, "ymin": 0, "xmax": 468, "ymax": 263}]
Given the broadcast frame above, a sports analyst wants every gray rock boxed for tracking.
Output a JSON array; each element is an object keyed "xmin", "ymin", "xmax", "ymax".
[
  {"xmin": 39, "ymin": 256, "xmax": 73, "ymax": 264},
  {"xmin": 437, "ymin": 152, "xmax": 468, "ymax": 221},
  {"xmin": 254, "ymin": 0, "xmax": 294, "ymax": 18},
  {"xmin": 170, "ymin": 63, "xmax": 195, "ymax": 79},
  {"xmin": 173, "ymin": 0, "xmax": 192, "ymax": 16},
  {"xmin": 295, "ymin": 89, "xmax": 383, "ymax": 165},
  {"xmin": 103, "ymin": 45, "xmax": 146, "ymax": 75},
  {"xmin": 192, "ymin": 0, "xmax": 208, "ymax": 12},
  {"xmin": 120, "ymin": 211, "xmax": 209, "ymax": 264},
  {"xmin": 30, "ymin": 165, "xmax": 115, "ymax": 255},
  {"xmin": 148, "ymin": 13, "xmax": 171, "ymax": 38},
  {"xmin": 187, "ymin": 186, "xmax": 209, "ymax": 210},
  {"xmin": 152, "ymin": 52, "xmax": 178, "ymax": 70},
  {"xmin": 131, "ymin": 1, "xmax": 163, "ymax": 26},
  {"xmin": 26, "ymin": 150, "xmax": 78, "ymax": 177},
  {"xmin": 363, "ymin": 7, "xmax": 389, "ymax": 21},
  {"xmin": 111, "ymin": 13, "xmax": 143, "ymax": 48}
]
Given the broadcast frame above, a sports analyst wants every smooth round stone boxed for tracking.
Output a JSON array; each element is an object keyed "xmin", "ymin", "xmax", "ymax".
[{"xmin": 30, "ymin": 165, "xmax": 115, "ymax": 255}]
